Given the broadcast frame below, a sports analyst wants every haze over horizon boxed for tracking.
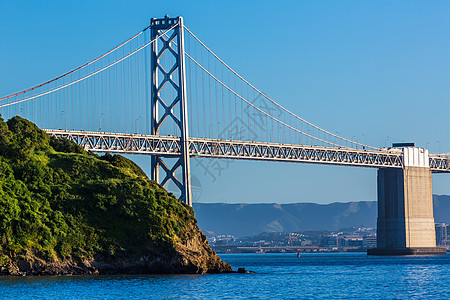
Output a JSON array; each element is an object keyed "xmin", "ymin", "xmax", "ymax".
[{"xmin": 1, "ymin": 1, "xmax": 449, "ymax": 204}]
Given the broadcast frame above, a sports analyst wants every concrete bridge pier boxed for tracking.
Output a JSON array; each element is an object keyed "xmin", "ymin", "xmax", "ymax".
[{"xmin": 368, "ymin": 147, "xmax": 446, "ymax": 255}]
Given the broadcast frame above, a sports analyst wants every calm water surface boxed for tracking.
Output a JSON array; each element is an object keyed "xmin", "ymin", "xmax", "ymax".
[{"xmin": 1, "ymin": 253, "xmax": 450, "ymax": 299}]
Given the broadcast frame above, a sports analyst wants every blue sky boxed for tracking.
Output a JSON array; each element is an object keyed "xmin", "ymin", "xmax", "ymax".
[{"xmin": 1, "ymin": 1, "xmax": 449, "ymax": 203}]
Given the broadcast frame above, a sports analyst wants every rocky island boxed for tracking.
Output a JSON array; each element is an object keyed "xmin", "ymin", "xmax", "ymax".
[{"xmin": 0, "ymin": 116, "xmax": 232, "ymax": 275}]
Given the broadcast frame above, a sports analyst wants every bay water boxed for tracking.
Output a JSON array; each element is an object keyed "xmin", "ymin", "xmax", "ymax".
[{"xmin": 1, "ymin": 253, "xmax": 449, "ymax": 299}]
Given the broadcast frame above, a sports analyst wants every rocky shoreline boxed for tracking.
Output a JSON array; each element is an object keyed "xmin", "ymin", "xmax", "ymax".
[{"xmin": 1, "ymin": 224, "xmax": 232, "ymax": 276}]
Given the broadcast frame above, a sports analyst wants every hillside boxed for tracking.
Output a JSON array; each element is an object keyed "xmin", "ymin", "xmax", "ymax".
[
  {"xmin": 195, "ymin": 196, "xmax": 450, "ymax": 238},
  {"xmin": 0, "ymin": 116, "xmax": 231, "ymax": 275},
  {"xmin": 194, "ymin": 202, "xmax": 377, "ymax": 237},
  {"xmin": 433, "ymin": 195, "xmax": 450, "ymax": 223}
]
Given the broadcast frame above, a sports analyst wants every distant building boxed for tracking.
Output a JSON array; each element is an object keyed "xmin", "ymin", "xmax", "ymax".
[
  {"xmin": 335, "ymin": 235, "xmax": 364, "ymax": 250},
  {"xmin": 320, "ymin": 235, "xmax": 338, "ymax": 249},
  {"xmin": 301, "ymin": 240, "xmax": 312, "ymax": 246},
  {"xmin": 435, "ymin": 223, "xmax": 448, "ymax": 246},
  {"xmin": 363, "ymin": 235, "xmax": 377, "ymax": 248},
  {"xmin": 341, "ymin": 235, "xmax": 363, "ymax": 247}
]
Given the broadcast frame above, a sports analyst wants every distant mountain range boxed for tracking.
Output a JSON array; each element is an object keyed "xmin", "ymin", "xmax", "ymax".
[{"xmin": 194, "ymin": 195, "xmax": 450, "ymax": 238}]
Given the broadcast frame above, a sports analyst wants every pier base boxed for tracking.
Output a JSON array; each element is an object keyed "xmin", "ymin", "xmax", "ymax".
[
  {"xmin": 369, "ymin": 147, "xmax": 446, "ymax": 256},
  {"xmin": 367, "ymin": 247, "xmax": 446, "ymax": 256}
]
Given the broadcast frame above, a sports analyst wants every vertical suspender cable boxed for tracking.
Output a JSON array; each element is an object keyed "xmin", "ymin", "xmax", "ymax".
[
  {"xmin": 105, "ymin": 52, "xmax": 109, "ymax": 132},
  {"xmin": 121, "ymin": 46, "xmax": 125, "ymax": 132},
  {"xmin": 136, "ymin": 37, "xmax": 140, "ymax": 133},
  {"xmin": 208, "ymin": 50, "xmax": 212, "ymax": 138},
  {"xmin": 217, "ymin": 65, "xmax": 220, "ymax": 138},
  {"xmin": 221, "ymin": 63, "xmax": 225, "ymax": 139},
  {"xmin": 202, "ymin": 50, "xmax": 206, "ymax": 138},
  {"xmin": 195, "ymin": 42, "xmax": 199, "ymax": 138},
  {"xmin": 188, "ymin": 51, "xmax": 193, "ymax": 137},
  {"xmin": 144, "ymin": 31, "xmax": 148, "ymax": 135},
  {"xmin": 129, "ymin": 41, "xmax": 133, "ymax": 134}
]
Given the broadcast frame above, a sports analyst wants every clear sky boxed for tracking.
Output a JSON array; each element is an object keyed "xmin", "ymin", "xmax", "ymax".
[{"xmin": 1, "ymin": 1, "xmax": 449, "ymax": 204}]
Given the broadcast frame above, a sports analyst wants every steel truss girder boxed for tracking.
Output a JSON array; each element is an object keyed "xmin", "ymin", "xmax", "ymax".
[
  {"xmin": 45, "ymin": 130, "xmax": 450, "ymax": 173},
  {"xmin": 429, "ymin": 155, "xmax": 450, "ymax": 173}
]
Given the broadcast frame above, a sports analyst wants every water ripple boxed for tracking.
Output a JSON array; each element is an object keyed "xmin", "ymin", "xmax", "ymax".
[{"xmin": 1, "ymin": 253, "xmax": 449, "ymax": 299}]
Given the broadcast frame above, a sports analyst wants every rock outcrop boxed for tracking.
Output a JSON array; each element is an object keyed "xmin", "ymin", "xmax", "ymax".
[
  {"xmin": 0, "ymin": 223, "xmax": 231, "ymax": 276},
  {"xmin": 0, "ymin": 116, "xmax": 232, "ymax": 276}
]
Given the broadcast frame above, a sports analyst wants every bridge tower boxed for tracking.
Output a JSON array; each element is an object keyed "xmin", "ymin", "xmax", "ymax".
[
  {"xmin": 150, "ymin": 16, "xmax": 192, "ymax": 206},
  {"xmin": 369, "ymin": 147, "xmax": 445, "ymax": 255}
]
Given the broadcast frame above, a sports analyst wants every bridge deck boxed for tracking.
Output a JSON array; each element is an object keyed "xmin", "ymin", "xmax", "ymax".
[{"xmin": 44, "ymin": 130, "xmax": 450, "ymax": 172}]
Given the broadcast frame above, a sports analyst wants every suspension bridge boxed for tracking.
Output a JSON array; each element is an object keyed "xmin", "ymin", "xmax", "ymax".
[{"xmin": 1, "ymin": 15, "xmax": 449, "ymax": 255}]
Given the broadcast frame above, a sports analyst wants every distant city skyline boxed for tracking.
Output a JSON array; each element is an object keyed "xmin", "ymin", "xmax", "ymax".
[{"xmin": 1, "ymin": 1, "xmax": 449, "ymax": 203}]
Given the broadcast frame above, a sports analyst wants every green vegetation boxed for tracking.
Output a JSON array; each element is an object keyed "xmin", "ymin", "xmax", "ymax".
[{"xmin": 0, "ymin": 116, "xmax": 196, "ymax": 265}]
